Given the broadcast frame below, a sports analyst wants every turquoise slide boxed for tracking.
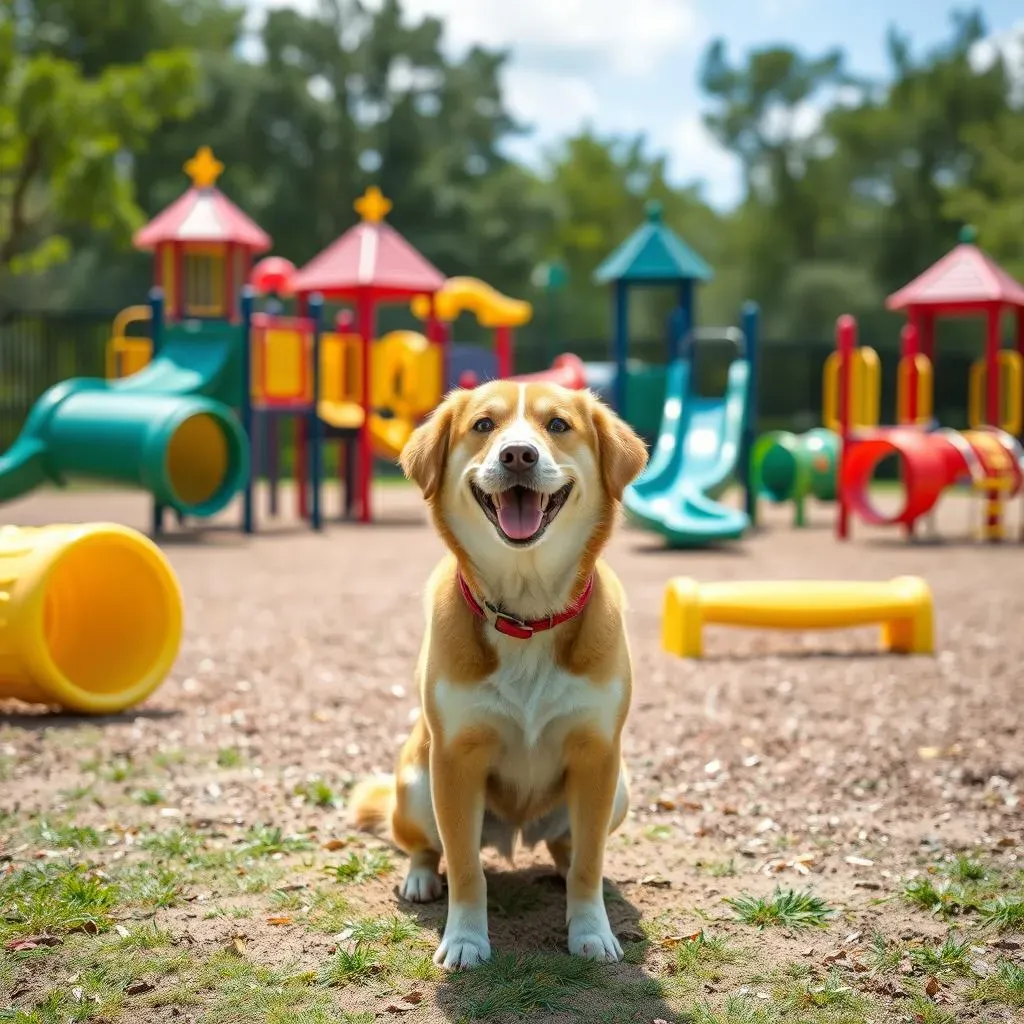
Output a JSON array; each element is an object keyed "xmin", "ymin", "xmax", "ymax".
[{"xmin": 623, "ymin": 357, "xmax": 751, "ymax": 546}]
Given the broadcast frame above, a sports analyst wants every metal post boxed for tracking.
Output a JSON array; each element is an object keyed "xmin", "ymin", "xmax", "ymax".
[
  {"xmin": 240, "ymin": 286, "xmax": 255, "ymax": 534},
  {"xmin": 740, "ymin": 301, "xmax": 760, "ymax": 523},
  {"xmin": 309, "ymin": 294, "xmax": 324, "ymax": 530}
]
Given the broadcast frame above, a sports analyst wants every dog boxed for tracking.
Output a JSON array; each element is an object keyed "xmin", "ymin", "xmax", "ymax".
[{"xmin": 350, "ymin": 380, "xmax": 648, "ymax": 970}]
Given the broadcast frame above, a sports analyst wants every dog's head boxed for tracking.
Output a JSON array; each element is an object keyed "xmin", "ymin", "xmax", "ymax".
[{"xmin": 400, "ymin": 381, "xmax": 647, "ymax": 572}]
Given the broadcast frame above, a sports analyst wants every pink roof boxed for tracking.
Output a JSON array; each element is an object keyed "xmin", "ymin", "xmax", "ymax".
[
  {"xmin": 291, "ymin": 221, "xmax": 445, "ymax": 298},
  {"xmin": 887, "ymin": 243, "xmax": 1024, "ymax": 311},
  {"xmin": 134, "ymin": 187, "xmax": 271, "ymax": 251}
]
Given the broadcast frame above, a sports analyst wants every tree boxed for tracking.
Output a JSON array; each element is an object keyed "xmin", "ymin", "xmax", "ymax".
[{"xmin": 0, "ymin": 4, "xmax": 200, "ymax": 277}]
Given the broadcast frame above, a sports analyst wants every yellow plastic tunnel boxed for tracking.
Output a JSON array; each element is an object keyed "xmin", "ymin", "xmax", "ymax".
[{"xmin": 0, "ymin": 523, "xmax": 183, "ymax": 714}]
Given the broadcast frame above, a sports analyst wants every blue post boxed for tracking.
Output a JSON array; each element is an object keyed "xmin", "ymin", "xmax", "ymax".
[
  {"xmin": 149, "ymin": 287, "xmax": 166, "ymax": 536},
  {"xmin": 740, "ymin": 301, "xmax": 760, "ymax": 523},
  {"xmin": 240, "ymin": 287, "xmax": 255, "ymax": 535},
  {"xmin": 612, "ymin": 280, "xmax": 629, "ymax": 416},
  {"xmin": 670, "ymin": 279, "xmax": 693, "ymax": 363},
  {"xmin": 309, "ymin": 294, "xmax": 324, "ymax": 531}
]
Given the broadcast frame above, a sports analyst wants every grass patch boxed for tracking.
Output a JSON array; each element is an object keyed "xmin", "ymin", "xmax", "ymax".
[
  {"xmin": 777, "ymin": 967, "xmax": 865, "ymax": 1016},
  {"xmin": 450, "ymin": 951, "xmax": 606, "ymax": 1018},
  {"xmin": 240, "ymin": 825, "xmax": 315, "ymax": 858},
  {"xmin": 1, "ymin": 862, "xmax": 121, "ymax": 940},
  {"xmin": 863, "ymin": 932, "xmax": 903, "ymax": 975},
  {"xmin": 293, "ymin": 778, "xmax": 338, "ymax": 808},
  {"xmin": 216, "ymin": 746, "xmax": 245, "ymax": 769},
  {"xmin": 908, "ymin": 934, "xmax": 973, "ymax": 978},
  {"xmin": 725, "ymin": 888, "xmax": 835, "ymax": 930},
  {"xmin": 323, "ymin": 849, "xmax": 392, "ymax": 885},
  {"xmin": 673, "ymin": 931, "xmax": 743, "ymax": 981},
  {"xmin": 132, "ymin": 788, "xmax": 165, "ymax": 807},
  {"xmin": 318, "ymin": 943, "xmax": 384, "ymax": 986},
  {"xmin": 971, "ymin": 959, "xmax": 1024, "ymax": 1008},
  {"xmin": 979, "ymin": 896, "xmax": 1024, "ymax": 930},
  {"xmin": 30, "ymin": 820, "xmax": 105, "ymax": 851}
]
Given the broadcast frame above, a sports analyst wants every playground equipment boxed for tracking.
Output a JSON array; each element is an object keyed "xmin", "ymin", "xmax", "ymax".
[
  {"xmin": 591, "ymin": 201, "xmax": 715, "ymax": 439},
  {"xmin": 662, "ymin": 575, "xmax": 934, "ymax": 658},
  {"xmin": 751, "ymin": 428, "xmax": 842, "ymax": 526},
  {"xmin": 837, "ymin": 229, "xmax": 1024, "ymax": 542},
  {"xmin": 622, "ymin": 307, "xmax": 759, "ymax": 546},
  {"xmin": 0, "ymin": 523, "xmax": 182, "ymax": 714}
]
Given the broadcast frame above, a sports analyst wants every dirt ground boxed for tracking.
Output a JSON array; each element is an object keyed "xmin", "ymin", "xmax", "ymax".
[{"xmin": 1, "ymin": 483, "xmax": 1023, "ymax": 1023}]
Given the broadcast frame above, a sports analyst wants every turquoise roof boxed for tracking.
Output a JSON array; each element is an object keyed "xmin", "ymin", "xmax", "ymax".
[{"xmin": 593, "ymin": 201, "xmax": 714, "ymax": 285}]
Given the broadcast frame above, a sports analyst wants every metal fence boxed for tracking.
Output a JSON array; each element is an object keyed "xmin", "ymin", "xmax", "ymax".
[{"xmin": 0, "ymin": 312, "xmax": 977, "ymax": 455}]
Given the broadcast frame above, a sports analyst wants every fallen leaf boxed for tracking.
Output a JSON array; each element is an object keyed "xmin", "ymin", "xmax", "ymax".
[
  {"xmin": 5, "ymin": 935, "xmax": 62, "ymax": 952},
  {"xmin": 993, "ymin": 939, "xmax": 1021, "ymax": 950},
  {"xmin": 659, "ymin": 932, "xmax": 702, "ymax": 949},
  {"xmin": 655, "ymin": 797, "xmax": 677, "ymax": 811},
  {"xmin": 854, "ymin": 880, "xmax": 883, "ymax": 890},
  {"xmin": 267, "ymin": 916, "xmax": 293, "ymax": 926},
  {"xmin": 844, "ymin": 856, "xmax": 874, "ymax": 867},
  {"xmin": 386, "ymin": 990, "xmax": 424, "ymax": 1013},
  {"xmin": 639, "ymin": 875, "xmax": 671, "ymax": 889},
  {"xmin": 115, "ymin": 925, "xmax": 130, "ymax": 939},
  {"xmin": 925, "ymin": 976, "xmax": 940, "ymax": 997},
  {"xmin": 996, "ymin": 836, "xmax": 1016, "ymax": 848},
  {"xmin": 917, "ymin": 747, "xmax": 941, "ymax": 760},
  {"xmin": 229, "ymin": 935, "xmax": 247, "ymax": 956},
  {"xmin": 126, "ymin": 981, "xmax": 154, "ymax": 996},
  {"xmin": 69, "ymin": 921, "xmax": 100, "ymax": 935},
  {"xmin": 323, "ymin": 838, "xmax": 348, "ymax": 851}
]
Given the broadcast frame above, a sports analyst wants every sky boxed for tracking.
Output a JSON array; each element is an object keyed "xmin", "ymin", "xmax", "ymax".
[{"xmin": 246, "ymin": 0, "xmax": 1024, "ymax": 210}]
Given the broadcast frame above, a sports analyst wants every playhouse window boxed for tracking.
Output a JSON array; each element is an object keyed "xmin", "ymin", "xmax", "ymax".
[{"xmin": 183, "ymin": 248, "xmax": 226, "ymax": 317}]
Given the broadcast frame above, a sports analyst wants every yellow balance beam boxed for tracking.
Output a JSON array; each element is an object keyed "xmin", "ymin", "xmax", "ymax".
[{"xmin": 662, "ymin": 576, "xmax": 934, "ymax": 658}]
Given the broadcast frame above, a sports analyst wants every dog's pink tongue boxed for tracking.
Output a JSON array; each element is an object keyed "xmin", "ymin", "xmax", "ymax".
[{"xmin": 496, "ymin": 488, "xmax": 543, "ymax": 540}]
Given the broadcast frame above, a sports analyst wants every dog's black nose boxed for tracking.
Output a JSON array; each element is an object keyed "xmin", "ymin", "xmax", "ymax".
[{"xmin": 499, "ymin": 442, "xmax": 539, "ymax": 474}]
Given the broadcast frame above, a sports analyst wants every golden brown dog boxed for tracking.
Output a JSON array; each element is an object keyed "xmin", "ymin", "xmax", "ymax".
[{"xmin": 350, "ymin": 380, "xmax": 647, "ymax": 969}]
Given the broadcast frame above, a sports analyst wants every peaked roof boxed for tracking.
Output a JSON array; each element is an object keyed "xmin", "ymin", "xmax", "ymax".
[
  {"xmin": 594, "ymin": 201, "xmax": 713, "ymax": 285},
  {"xmin": 134, "ymin": 187, "xmax": 272, "ymax": 251},
  {"xmin": 134, "ymin": 147, "xmax": 271, "ymax": 252},
  {"xmin": 291, "ymin": 221, "xmax": 445, "ymax": 297},
  {"xmin": 887, "ymin": 232, "xmax": 1024, "ymax": 311}
]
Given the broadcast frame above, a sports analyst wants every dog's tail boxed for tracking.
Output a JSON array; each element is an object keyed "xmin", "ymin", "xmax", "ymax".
[{"xmin": 348, "ymin": 774, "xmax": 395, "ymax": 837}]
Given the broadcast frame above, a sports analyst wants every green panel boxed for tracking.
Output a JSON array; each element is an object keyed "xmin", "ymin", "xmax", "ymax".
[{"xmin": 624, "ymin": 364, "xmax": 668, "ymax": 441}]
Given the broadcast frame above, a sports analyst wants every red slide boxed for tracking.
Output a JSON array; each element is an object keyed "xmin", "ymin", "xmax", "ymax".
[{"xmin": 841, "ymin": 427, "xmax": 970, "ymax": 526}]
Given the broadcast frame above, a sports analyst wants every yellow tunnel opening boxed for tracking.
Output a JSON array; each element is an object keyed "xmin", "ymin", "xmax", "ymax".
[
  {"xmin": 165, "ymin": 412, "xmax": 229, "ymax": 507},
  {"xmin": 42, "ymin": 533, "xmax": 181, "ymax": 701}
]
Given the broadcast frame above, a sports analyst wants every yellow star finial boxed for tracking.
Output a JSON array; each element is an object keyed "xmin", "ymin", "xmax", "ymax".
[
  {"xmin": 184, "ymin": 146, "xmax": 224, "ymax": 190},
  {"xmin": 354, "ymin": 185, "xmax": 392, "ymax": 224}
]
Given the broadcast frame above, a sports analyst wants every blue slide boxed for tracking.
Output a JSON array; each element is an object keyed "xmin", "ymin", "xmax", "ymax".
[{"xmin": 623, "ymin": 357, "xmax": 751, "ymax": 546}]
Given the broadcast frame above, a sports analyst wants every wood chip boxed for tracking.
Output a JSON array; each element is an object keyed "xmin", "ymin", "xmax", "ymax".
[
  {"xmin": 386, "ymin": 990, "xmax": 424, "ymax": 1013},
  {"xmin": 925, "ymin": 976, "xmax": 940, "ymax": 997},
  {"xmin": 126, "ymin": 981, "xmax": 154, "ymax": 996},
  {"xmin": 323, "ymin": 838, "xmax": 348, "ymax": 851},
  {"xmin": 844, "ymin": 856, "xmax": 874, "ymax": 867},
  {"xmin": 267, "ymin": 916, "xmax": 293, "ymax": 926}
]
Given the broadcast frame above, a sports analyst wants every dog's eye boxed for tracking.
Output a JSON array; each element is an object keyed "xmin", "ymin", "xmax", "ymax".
[
  {"xmin": 547, "ymin": 417, "xmax": 571, "ymax": 434},
  {"xmin": 472, "ymin": 417, "xmax": 495, "ymax": 433}
]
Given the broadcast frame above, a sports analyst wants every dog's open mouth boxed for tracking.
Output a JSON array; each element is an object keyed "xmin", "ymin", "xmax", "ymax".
[{"xmin": 471, "ymin": 482, "xmax": 573, "ymax": 545}]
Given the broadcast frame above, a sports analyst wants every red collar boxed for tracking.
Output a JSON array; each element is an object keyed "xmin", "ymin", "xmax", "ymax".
[{"xmin": 457, "ymin": 572, "xmax": 595, "ymax": 640}]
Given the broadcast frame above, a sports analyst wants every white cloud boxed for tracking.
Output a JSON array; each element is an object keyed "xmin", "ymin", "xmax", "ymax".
[
  {"xmin": 969, "ymin": 20, "xmax": 1024, "ymax": 102},
  {"xmin": 246, "ymin": 0, "xmax": 699, "ymax": 76},
  {"xmin": 664, "ymin": 113, "xmax": 741, "ymax": 209},
  {"xmin": 500, "ymin": 68, "xmax": 600, "ymax": 137}
]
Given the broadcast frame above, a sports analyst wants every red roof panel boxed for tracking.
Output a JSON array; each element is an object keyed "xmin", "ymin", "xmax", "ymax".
[
  {"xmin": 291, "ymin": 221, "xmax": 445, "ymax": 297},
  {"xmin": 887, "ymin": 243, "xmax": 1024, "ymax": 311},
  {"xmin": 134, "ymin": 187, "xmax": 271, "ymax": 251}
]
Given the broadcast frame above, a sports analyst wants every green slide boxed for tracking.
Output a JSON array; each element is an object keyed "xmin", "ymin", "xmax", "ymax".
[
  {"xmin": 0, "ymin": 321, "xmax": 248, "ymax": 515},
  {"xmin": 623, "ymin": 357, "xmax": 750, "ymax": 546}
]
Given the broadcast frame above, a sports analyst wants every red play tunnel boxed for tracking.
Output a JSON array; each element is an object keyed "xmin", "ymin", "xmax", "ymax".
[
  {"xmin": 841, "ymin": 427, "xmax": 1022, "ymax": 527},
  {"xmin": 508, "ymin": 353, "xmax": 586, "ymax": 390}
]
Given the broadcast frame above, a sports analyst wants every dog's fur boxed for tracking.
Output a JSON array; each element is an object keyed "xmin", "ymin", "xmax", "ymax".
[{"xmin": 350, "ymin": 381, "xmax": 648, "ymax": 970}]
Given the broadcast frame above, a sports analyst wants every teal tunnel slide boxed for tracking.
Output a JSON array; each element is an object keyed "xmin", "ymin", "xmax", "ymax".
[
  {"xmin": 623, "ymin": 356, "xmax": 751, "ymax": 546},
  {"xmin": 0, "ymin": 320, "xmax": 249, "ymax": 515}
]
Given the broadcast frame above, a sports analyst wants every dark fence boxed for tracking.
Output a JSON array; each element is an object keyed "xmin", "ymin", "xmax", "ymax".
[{"xmin": 0, "ymin": 312, "xmax": 978, "ymax": 456}]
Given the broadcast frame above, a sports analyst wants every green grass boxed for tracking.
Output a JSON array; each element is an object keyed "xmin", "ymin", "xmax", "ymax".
[
  {"xmin": 979, "ymin": 896, "xmax": 1024, "ymax": 930},
  {"xmin": 323, "ymin": 849, "xmax": 392, "ymax": 885},
  {"xmin": 725, "ymin": 888, "xmax": 835, "ymax": 930},
  {"xmin": 971, "ymin": 959, "xmax": 1024, "ymax": 1008},
  {"xmin": 908, "ymin": 934, "xmax": 973, "ymax": 978},
  {"xmin": 216, "ymin": 746, "xmax": 245, "ymax": 769},
  {"xmin": 673, "ymin": 931, "xmax": 744, "ymax": 980},
  {"xmin": 29, "ymin": 821, "xmax": 105, "ymax": 851},
  {"xmin": 240, "ymin": 825, "xmax": 316, "ymax": 858},
  {"xmin": 450, "ymin": 951, "xmax": 607, "ymax": 1018},
  {"xmin": 1, "ymin": 862, "xmax": 121, "ymax": 940},
  {"xmin": 293, "ymin": 778, "xmax": 338, "ymax": 808}
]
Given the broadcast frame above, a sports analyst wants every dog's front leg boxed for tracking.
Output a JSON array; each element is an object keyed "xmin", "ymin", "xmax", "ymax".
[
  {"xmin": 430, "ymin": 727, "xmax": 498, "ymax": 970},
  {"xmin": 563, "ymin": 731, "xmax": 624, "ymax": 962}
]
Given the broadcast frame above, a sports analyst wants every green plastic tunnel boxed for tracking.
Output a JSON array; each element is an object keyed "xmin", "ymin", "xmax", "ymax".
[
  {"xmin": 752, "ymin": 427, "xmax": 840, "ymax": 525},
  {"xmin": 7, "ymin": 382, "xmax": 249, "ymax": 516}
]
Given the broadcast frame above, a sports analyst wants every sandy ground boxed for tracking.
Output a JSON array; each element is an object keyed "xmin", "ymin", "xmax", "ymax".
[{"xmin": 1, "ymin": 483, "xmax": 1022, "ymax": 1021}]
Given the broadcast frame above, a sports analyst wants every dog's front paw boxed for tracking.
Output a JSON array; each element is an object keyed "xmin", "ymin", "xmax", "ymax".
[
  {"xmin": 568, "ymin": 904, "xmax": 623, "ymax": 962},
  {"xmin": 401, "ymin": 866, "xmax": 444, "ymax": 903},
  {"xmin": 434, "ymin": 929, "xmax": 491, "ymax": 970}
]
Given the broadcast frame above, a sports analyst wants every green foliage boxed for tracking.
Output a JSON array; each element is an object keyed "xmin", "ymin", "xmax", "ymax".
[
  {"xmin": 725, "ymin": 887, "xmax": 835, "ymax": 929},
  {"xmin": 0, "ymin": 6, "xmax": 200, "ymax": 274}
]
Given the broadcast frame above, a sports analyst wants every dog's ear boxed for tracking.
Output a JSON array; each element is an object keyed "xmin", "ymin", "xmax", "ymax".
[
  {"xmin": 399, "ymin": 390, "xmax": 467, "ymax": 500},
  {"xmin": 589, "ymin": 394, "xmax": 648, "ymax": 501}
]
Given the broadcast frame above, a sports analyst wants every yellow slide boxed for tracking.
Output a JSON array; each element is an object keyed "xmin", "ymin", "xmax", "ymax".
[{"xmin": 0, "ymin": 523, "xmax": 182, "ymax": 714}]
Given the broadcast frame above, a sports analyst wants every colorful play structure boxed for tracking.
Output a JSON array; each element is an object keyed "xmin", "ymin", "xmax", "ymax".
[
  {"xmin": 592, "ymin": 206, "xmax": 1024, "ymax": 547},
  {"xmin": 10, "ymin": 146, "xmax": 576, "ymax": 532},
  {"xmin": 0, "ymin": 523, "xmax": 184, "ymax": 713},
  {"xmin": 661, "ymin": 575, "xmax": 935, "ymax": 658},
  {"xmin": 586, "ymin": 202, "xmax": 761, "ymax": 546}
]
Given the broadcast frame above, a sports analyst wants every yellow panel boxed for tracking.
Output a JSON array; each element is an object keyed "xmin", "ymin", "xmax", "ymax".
[
  {"xmin": 896, "ymin": 354, "xmax": 932, "ymax": 425},
  {"xmin": 970, "ymin": 352, "xmax": 1023, "ymax": 432},
  {"xmin": 320, "ymin": 333, "xmax": 344, "ymax": 404},
  {"xmin": 183, "ymin": 250, "xmax": 226, "ymax": 317},
  {"xmin": 263, "ymin": 328, "xmax": 307, "ymax": 401},
  {"xmin": 410, "ymin": 277, "xmax": 533, "ymax": 327}
]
